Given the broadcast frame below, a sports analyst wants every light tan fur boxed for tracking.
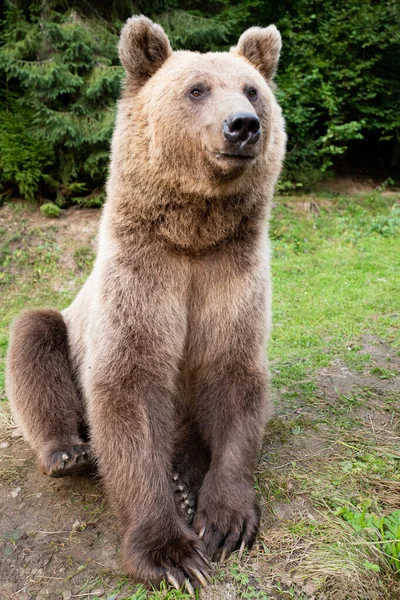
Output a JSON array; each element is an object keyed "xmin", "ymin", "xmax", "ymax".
[{"xmin": 6, "ymin": 16, "xmax": 286, "ymax": 588}]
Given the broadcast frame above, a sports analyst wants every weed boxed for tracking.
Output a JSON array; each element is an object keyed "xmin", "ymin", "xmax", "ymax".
[
  {"xmin": 73, "ymin": 246, "xmax": 96, "ymax": 272},
  {"xmin": 336, "ymin": 504, "xmax": 400, "ymax": 574},
  {"xmin": 345, "ymin": 350, "xmax": 371, "ymax": 372},
  {"xmin": 370, "ymin": 366, "xmax": 398, "ymax": 380},
  {"xmin": 230, "ymin": 563, "xmax": 270, "ymax": 599}
]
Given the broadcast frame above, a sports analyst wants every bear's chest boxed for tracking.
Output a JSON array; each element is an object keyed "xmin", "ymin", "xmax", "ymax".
[{"xmin": 154, "ymin": 199, "xmax": 246, "ymax": 254}]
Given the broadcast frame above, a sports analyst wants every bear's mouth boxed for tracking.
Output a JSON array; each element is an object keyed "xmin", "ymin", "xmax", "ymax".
[{"xmin": 214, "ymin": 152, "xmax": 255, "ymax": 161}]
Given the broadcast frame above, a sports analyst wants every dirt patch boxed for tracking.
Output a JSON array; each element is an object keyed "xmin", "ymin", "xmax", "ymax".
[
  {"xmin": 318, "ymin": 360, "xmax": 400, "ymax": 400},
  {"xmin": 315, "ymin": 176, "xmax": 384, "ymax": 196},
  {"xmin": 252, "ymin": 344, "xmax": 400, "ymax": 599},
  {"xmin": 0, "ymin": 202, "xmax": 101, "ymax": 275},
  {"xmin": 284, "ymin": 196, "xmax": 333, "ymax": 218},
  {"xmin": 53, "ymin": 207, "xmax": 101, "ymax": 270},
  {"xmin": 270, "ymin": 496, "xmax": 321, "ymax": 523},
  {"xmin": 318, "ymin": 337, "xmax": 400, "ymax": 401},
  {"xmin": 361, "ymin": 335, "xmax": 400, "ymax": 372},
  {"xmin": 0, "ymin": 434, "xmax": 119, "ymax": 600}
]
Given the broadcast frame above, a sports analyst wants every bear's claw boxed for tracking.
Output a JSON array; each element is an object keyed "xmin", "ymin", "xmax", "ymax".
[
  {"xmin": 185, "ymin": 579, "xmax": 195, "ymax": 596},
  {"xmin": 219, "ymin": 539, "xmax": 245, "ymax": 563},
  {"xmin": 41, "ymin": 443, "xmax": 92, "ymax": 478},
  {"xmin": 172, "ymin": 472, "xmax": 196, "ymax": 524},
  {"xmin": 166, "ymin": 572, "xmax": 181, "ymax": 590},
  {"xmin": 238, "ymin": 540, "xmax": 246, "ymax": 560},
  {"xmin": 195, "ymin": 547, "xmax": 211, "ymax": 567},
  {"xmin": 219, "ymin": 547, "xmax": 227, "ymax": 563},
  {"xmin": 189, "ymin": 567, "xmax": 208, "ymax": 586}
]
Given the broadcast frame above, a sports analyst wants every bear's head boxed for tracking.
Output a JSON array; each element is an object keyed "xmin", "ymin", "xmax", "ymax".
[{"xmin": 115, "ymin": 16, "xmax": 285, "ymax": 198}]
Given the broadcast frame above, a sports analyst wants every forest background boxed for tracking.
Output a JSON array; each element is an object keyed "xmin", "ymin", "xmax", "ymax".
[{"xmin": 0, "ymin": 0, "xmax": 399, "ymax": 208}]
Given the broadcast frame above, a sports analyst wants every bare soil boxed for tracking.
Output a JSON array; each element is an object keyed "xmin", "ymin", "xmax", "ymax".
[{"xmin": 316, "ymin": 176, "xmax": 397, "ymax": 196}]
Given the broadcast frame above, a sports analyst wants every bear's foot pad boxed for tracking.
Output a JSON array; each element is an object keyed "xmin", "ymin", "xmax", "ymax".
[
  {"xmin": 42, "ymin": 444, "xmax": 92, "ymax": 478},
  {"xmin": 172, "ymin": 472, "xmax": 196, "ymax": 524}
]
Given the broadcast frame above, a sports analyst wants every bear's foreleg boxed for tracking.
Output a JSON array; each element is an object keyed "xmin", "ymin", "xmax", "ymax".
[
  {"xmin": 190, "ymin": 271, "xmax": 271, "ymax": 562},
  {"xmin": 192, "ymin": 361, "xmax": 268, "ymax": 560},
  {"xmin": 84, "ymin": 264, "xmax": 209, "ymax": 590},
  {"xmin": 87, "ymin": 353, "xmax": 209, "ymax": 589}
]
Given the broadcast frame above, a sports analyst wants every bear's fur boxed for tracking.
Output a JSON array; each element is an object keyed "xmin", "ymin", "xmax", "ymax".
[{"xmin": 6, "ymin": 16, "xmax": 286, "ymax": 591}]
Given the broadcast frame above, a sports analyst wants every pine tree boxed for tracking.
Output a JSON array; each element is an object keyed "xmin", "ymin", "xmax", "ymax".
[{"xmin": 0, "ymin": 1, "xmax": 123, "ymax": 204}]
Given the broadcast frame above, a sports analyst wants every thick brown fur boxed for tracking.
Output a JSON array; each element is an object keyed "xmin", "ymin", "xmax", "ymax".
[{"xmin": 6, "ymin": 15, "xmax": 286, "ymax": 589}]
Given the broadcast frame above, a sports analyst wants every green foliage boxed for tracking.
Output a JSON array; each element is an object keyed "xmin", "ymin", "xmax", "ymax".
[
  {"xmin": 230, "ymin": 563, "xmax": 270, "ymax": 599},
  {"xmin": 157, "ymin": 9, "xmax": 232, "ymax": 51},
  {"xmin": 0, "ymin": 1, "xmax": 122, "ymax": 203},
  {"xmin": 71, "ymin": 189, "xmax": 105, "ymax": 208},
  {"xmin": 336, "ymin": 504, "xmax": 400, "ymax": 574},
  {"xmin": 368, "ymin": 205, "xmax": 400, "ymax": 237},
  {"xmin": 0, "ymin": 97, "xmax": 54, "ymax": 200},
  {"xmin": 40, "ymin": 202, "xmax": 61, "ymax": 218},
  {"xmin": 274, "ymin": 0, "xmax": 400, "ymax": 187},
  {"xmin": 268, "ymin": 192, "xmax": 400, "ymax": 372},
  {"xmin": 0, "ymin": 0, "xmax": 399, "ymax": 202}
]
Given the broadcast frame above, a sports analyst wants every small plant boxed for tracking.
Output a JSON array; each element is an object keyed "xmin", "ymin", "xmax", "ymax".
[
  {"xmin": 276, "ymin": 179, "xmax": 304, "ymax": 195},
  {"xmin": 40, "ymin": 202, "xmax": 61, "ymax": 218},
  {"xmin": 370, "ymin": 366, "xmax": 398, "ymax": 380},
  {"xmin": 336, "ymin": 504, "xmax": 400, "ymax": 574},
  {"xmin": 230, "ymin": 563, "xmax": 270, "ymax": 599},
  {"xmin": 369, "ymin": 207, "xmax": 400, "ymax": 237},
  {"xmin": 73, "ymin": 246, "xmax": 95, "ymax": 271}
]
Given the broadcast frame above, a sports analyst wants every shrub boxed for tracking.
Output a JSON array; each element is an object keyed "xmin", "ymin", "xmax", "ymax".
[{"xmin": 40, "ymin": 202, "xmax": 61, "ymax": 218}]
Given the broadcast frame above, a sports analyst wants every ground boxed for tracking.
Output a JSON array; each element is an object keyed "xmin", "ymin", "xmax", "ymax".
[{"xmin": 1, "ymin": 181, "xmax": 399, "ymax": 599}]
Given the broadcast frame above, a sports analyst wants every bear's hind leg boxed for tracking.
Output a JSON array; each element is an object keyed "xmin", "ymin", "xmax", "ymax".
[
  {"xmin": 6, "ymin": 309, "xmax": 90, "ymax": 477},
  {"xmin": 43, "ymin": 443, "xmax": 91, "ymax": 478}
]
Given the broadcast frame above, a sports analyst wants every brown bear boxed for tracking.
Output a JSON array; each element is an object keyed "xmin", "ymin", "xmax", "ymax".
[{"xmin": 6, "ymin": 15, "xmax": 286, "ymax": 593}]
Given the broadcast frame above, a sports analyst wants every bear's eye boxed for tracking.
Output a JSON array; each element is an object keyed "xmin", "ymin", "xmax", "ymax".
[
  {"xmin": 190, "ymin": 88, "xmax": 203, "ymax": 98},
  {"xmin": 248, "ymin": 88, "xmax": 257, "ymax": 100}
]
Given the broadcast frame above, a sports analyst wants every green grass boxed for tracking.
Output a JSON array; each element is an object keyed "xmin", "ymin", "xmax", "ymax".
[
  {"xmin": 269, "ymin": 191, "xmax": 400, "ymax": 371},
  {"xmin": 0, "ymin": 190, "xmax": 400, "ymax": 599}
]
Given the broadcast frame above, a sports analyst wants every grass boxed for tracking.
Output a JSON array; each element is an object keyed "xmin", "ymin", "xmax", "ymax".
[
  {"xmin": 269, "ymin": 191, "xmax": 400, "ymax": 374},
  {"xmin": 0, "ymin": 189, "xmax": 400, "ymax": 599}
]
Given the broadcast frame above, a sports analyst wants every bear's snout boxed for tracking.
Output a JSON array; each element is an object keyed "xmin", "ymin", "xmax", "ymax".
[{"xmin": 223, "ymin": 112, "xmax": 260, "ymax": 148}]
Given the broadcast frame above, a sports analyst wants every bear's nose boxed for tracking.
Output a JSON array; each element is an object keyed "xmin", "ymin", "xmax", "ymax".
[{"xmin": 223, "ymin": 112, "xmax": 261, "ymax": 146}]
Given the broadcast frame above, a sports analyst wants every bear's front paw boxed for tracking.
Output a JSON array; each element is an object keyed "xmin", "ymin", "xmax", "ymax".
[
  {"xmin": 193, "ymin": 483, "xmax": 260, "ymax": 561},
  {"xmin": 122, "ymin": 522, "xmax": 210, "ymax": 594}
]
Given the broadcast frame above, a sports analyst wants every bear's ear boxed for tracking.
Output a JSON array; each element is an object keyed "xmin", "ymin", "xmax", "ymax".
[
  {"xmin": 119, "ymin": 16, "xmax": 172, "ymax": 89},
  {"xmin": 232, "ymin": 25, "xmax": 282, "ymax": 83}
]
